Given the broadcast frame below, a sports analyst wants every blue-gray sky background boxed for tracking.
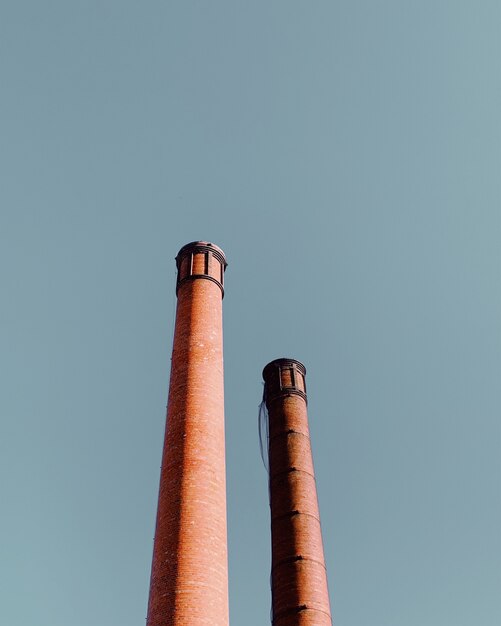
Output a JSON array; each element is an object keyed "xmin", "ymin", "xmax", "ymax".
[{"xmin": 1, "ymin": 2, "xmax": 500, "ymax": 625}]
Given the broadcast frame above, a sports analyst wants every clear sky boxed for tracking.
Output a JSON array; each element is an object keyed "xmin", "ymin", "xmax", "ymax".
[{"xmin": 1, "ymin": 2, "xmax": 500, "ymax": 625}]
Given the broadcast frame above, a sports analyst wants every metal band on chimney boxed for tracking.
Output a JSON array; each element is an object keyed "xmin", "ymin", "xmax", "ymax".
[{"xmin": 175, "ymin": 241, "xmax": 228, "ymax": 297}]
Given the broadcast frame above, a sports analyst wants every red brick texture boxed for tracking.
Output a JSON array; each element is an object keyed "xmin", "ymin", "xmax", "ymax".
[
  {"xmin": 263, "ymin": 359, "xmax": 332, "ymax": 626},
  {"xmin": 146, "ymin": 242, "xmax": 229, "ymax": 626}
]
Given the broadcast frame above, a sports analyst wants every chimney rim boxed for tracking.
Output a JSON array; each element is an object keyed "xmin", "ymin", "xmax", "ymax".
[
  {"xmin": 262, "ymin": 358, "xmax": 307, "ymax": 382},
  {"xmin": 175, "ymin": 241, "xmax": 227, "ymax": 266}
]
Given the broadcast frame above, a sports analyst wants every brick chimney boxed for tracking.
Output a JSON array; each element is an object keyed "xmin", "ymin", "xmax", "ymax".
[
  {"xmin": 147, "ymin": 241, "xmax": 229, "ymax": 626},
  {"xmin": 263, "ymin": 358, "xmax": 332, "ymax": 625}
]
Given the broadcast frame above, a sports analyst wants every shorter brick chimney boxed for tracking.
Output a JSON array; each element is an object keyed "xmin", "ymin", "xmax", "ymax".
[{"xmin": 263, "ymin": 358, "xmax": 332, "ymax": 626}]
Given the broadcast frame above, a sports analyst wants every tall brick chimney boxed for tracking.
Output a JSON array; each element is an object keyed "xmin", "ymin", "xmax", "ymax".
[
  {"xmin": 147, "ymin": 241, "xmax": 229, "ymax": 626},
  {"xmin": 263, "ymin": 358, "xmax": 332, "ymax": 625}
]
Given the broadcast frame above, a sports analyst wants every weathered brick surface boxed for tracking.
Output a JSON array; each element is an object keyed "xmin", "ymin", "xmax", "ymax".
[
  {"xmin": 264, "ymin": 359, "xmax": 332, "ymax": 626},
  {"xmin": 146, "ymin": 243, "xmax": 228, "ymax": 626}
]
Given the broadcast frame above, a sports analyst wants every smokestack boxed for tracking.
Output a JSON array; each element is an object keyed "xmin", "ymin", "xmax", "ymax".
[
  {"xmin": 147, "ymin": 241, "xmax": 229, "ymax": 626},
  {"xmin": 263, "ymin": 358, "xmax": 332, "ymax": 625}
]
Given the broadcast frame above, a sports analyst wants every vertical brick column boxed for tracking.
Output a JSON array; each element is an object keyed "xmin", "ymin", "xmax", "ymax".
[
  {"xmin": 147, "ymin": 242, "xmax": 229, "ymax": 626},
  {"xmin": 263, "ymin": 359, "xmax": 332, "ymax": 626}
]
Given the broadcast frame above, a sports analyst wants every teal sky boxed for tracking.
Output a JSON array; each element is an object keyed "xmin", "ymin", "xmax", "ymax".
[{"xmin": 1, "ymin": 2, "xmax": 500, "ymax": 625}]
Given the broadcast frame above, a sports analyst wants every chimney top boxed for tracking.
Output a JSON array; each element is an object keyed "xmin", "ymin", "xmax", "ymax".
[
  {"xmin": 262, "ymin": 358, "xmax": 307, "ymax": 406},
  {"xmin": 175, "ymin": 241, "xmax": 228, "ymax": 297},
  {"xmin": 176, "ymin": 241, "xmax": 227, "ymax": 266},
  {"xmin": 263, "ymin": 358, "xmax": 306, "ymax": 378}
]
